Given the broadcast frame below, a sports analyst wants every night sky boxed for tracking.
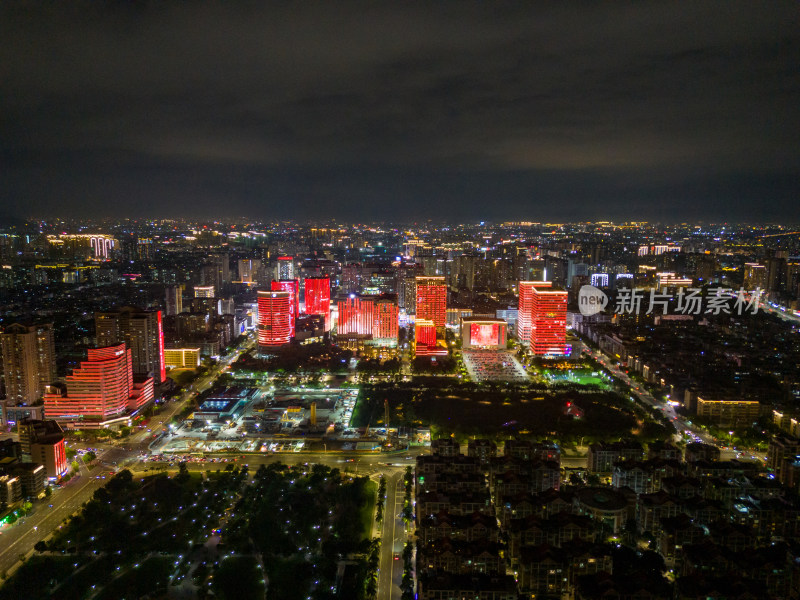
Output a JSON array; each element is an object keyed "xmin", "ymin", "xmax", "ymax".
[{"xmin": 2, "ymin": 2, "xmax": 799, "ymax": 223}]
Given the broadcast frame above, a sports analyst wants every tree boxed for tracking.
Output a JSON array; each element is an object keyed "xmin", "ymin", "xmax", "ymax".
[
  {"xmin": 34, "ymin": 541, "xmax": 47, "ymax": 553},
  {"xmin": 176, "ymin": 461, "xmax": 190, "ymax": 484},
  {"xmin": 83, "ymin": 451, "xmax": 97, "ymax": 463}
]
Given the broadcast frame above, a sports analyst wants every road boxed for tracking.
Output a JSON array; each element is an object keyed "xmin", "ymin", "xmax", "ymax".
[
  {"xmin": 377, "ymin": 470, "xmax": 406, "ymax": 600},
  {"xmin": 0, "ymin": 459, "xmax": 108, "ymax": 576},
  {"xmin": 128, "ymin": 336, "xmax": 256, "ymax": 448}
]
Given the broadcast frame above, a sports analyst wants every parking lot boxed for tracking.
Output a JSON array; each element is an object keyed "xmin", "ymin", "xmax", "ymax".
[{"xmin": 462, "ymin": 350, "xmax": 530, "ymax": 383}]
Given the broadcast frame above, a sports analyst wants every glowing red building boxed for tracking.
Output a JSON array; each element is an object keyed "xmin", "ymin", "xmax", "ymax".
[
  {"xmin": 44, "ymin": 344, "xmax": 154, "ymax": 425},
  {"xmin": 337, "ymin": 294, "xmax": 374, "ymax": 336},
  {"xmin": 414, "ymin": 319, "xmax": 445, "ymax": 356},
  {"xmin": 257, "ymin": 290, "xmax": 293, "ymax": 348},
  {"xmin": 415, "ymin": 276, "xmax": 447, "ymax": 331},
  {"xmin": 271, "ymin": 279, "xmax": 299, "ymax": 336},
  {"xmin": 336, "ymin": 293, "xmax": 398, "ymax": 346},
  {"xmin": 373, "ymin": 295, "xmax": 399, "ymax": 343},
  {"xmin": 304, "ymin": 276, "xmax": 331, "ymax": 317},
  {"xmin": 518, "ymin": 281, "xmax": 567, "ymax": 355}
]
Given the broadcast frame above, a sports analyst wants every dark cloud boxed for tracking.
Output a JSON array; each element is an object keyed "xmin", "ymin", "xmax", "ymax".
[{"xmin": 1, "ymin": 1, "xmax": 798, "ymax": 221}]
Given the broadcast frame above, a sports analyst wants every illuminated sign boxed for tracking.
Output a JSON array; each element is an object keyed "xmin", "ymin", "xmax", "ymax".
[{"xmin": 470, "ymin": 323, "xmax": 499, "ymax": 347}]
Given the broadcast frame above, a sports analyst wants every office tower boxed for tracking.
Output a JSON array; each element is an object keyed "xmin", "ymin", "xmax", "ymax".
[
  {"xmin": 304, "ymin": 276, "xmax": 331, "ymax": 317},
  {"xmin": 518, "ymin": 281, "xmax": 567, "ymax": 355},
  {"xmin": 165, "ymin": 285, "xmax": 184, "ymax": 316},
  {"xmin": 217, "ymin": 297, "xmax": 235, "ymax": 316},
  {"xmin": 336, "ymin": 293, "xmax": 398, "ymax": 345},
  {"xmin": 743, "ymin": 263, "xmax": 767, "ymax": 290},
  {"xmin": 415, "ymin": 276, "xmax": 447, "ymax": 330},
  {"xmin": 765, "ymin": 256, "xmax": 786, "ymax": 293},
  {"xmin": 44, "ymin": 344, "xmax": 154, "ymax": 422},
  {"xmin": 175, "ymin": 312, "xmax": 211, "ymax": 338},
  {"xmin": 203, "ymin": 253, "xmax": 230, "ymax": 292},
  {"xmin": 337, "ymin": 294, "xmax": 375, "ymax": 336},
  {"xmin": 365, "ymin": 270, "xmax": 396, "ymax": 295},
  {"xmin": 341, "ymin": 263, "xmax": 363, "ymax": 293},
  {"xmin": 95, "ymin": 307, "xmax": 166, "ymax": 383},
  {"xmin": 271, "ymin": 279, "xmax": 299, "ymax": 336},
  {"xmin": 19, "ymin": 419, "xmax": 68, "ymax": 478},
  {"xmin": 277, "ymin": 256, "xmax": 294, "ymax": 280},
  {"xmin": 238, "ymin": 258, "xmax": 261, "ymax": 285},
  {"xmin": 194, "ymin": 285, "xmax": 215, "ymax": 298},
  {"xmin": 397, "ymin": 263, "xmax": 423, "ymax": 310},
  {"xmin": 137, "ymin": 237, "xmax": 154, "ymax": 260},
  {"xmin": 0, "ymin": 323, "xmax": 56, "ymax": 405},
  {"xmin": 373, "ymin": 295, "xmax": 399, "ymax": 344},
  {"xmin": 257, "ymin": 291, "xmax": 293, "ymax": 348}
]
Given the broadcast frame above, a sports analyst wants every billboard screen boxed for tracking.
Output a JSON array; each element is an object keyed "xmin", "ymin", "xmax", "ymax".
[{"xmin": 470, "ymin": 323, "xmax": 499, "ymax": 347}]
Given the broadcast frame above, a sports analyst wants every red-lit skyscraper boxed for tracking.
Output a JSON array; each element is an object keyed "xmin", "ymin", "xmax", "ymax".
[
  {"xmin": 304, "ymin": 276, "xmax": 330, "ymax": 317},
  {"xmin": 271, "ymin": 279, "xmax": 299, "ymax": 336},
  {"xmin": 44, "ymin": 344, "xmax": 154, "ymax": 423},
  {"xmin": 337, "ymin": 294, "xmax": 375, "ymax": 336},
  {"xmin": 373, "ymin": 295, "xmax": 399, "ymax": 343},
  {"xmin": 257, "ymin": 290, "xmax": 293, "ymax": 348},
  {"xmin": 415, "ymin": 276, "xmax": 446, "ymax": 331},
  {"xmin": 518, "ymin": 281, "xmax": 567, "ymax": 355},
  {"xmin": 337, "ymin": 294, "xmax": 398, "ymax": 346}
]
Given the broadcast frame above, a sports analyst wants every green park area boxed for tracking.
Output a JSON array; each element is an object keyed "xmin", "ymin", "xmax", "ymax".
[
  {"xmin": 352, "ymin": 379, "xmax": 670, "ymax": 445},
  {"xmin": 221, "ymin": 463, "xmax": 378, "ymax": 600},
  {"xmin": 1, "ymin": 464, "xmax": 377, "ymax": 600}
]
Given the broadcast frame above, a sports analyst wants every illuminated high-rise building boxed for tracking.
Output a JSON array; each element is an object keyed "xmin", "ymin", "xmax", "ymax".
[
  {"xmin": 194, "ymin": 285, "xmax": 216, "ymax": 298},
  {"xmin": 238, "ymin": 258, "xmax": 261, "ymax": 285},
  {"xmin": 373, "ymin": 295, "xmax": 399, "ymax": 344},
  {"xmin": 165, "ymin": 285, "xmax": 184, "ymax": 316},
  {"xmin": 415, "ymin": 276, "xmax": 447, "ymax": 331},
  {"xmin": 337, "ymin": 294, "xmax": 375, "ymax": 336},
  {"xmin": 336, "ymin": 293, "xmax": 398, "ymax": 346},
  {"xmin": 517, "ymin": 281, "xmax": 567, "ymax": 355},
  {"xmin": 271, "ymin": 279, "xmax": 299, "ymax": 335},
  {"xmin": 743, "ymin": 262, "xmax": 767, "ymax": 291},
  {"xmin": 304, "ymin": 276, "xmax": 331, "ymax": 317},
  {"xmin": 277, "ymin": 256, "xmax": 294, "ymax": 280},
  {"xmin": 44, "ymin": 344, "xmax": 154, "ymax": 424},
  {"xmin": 257, "ymin": 291, "xmax": 293, "ymax": 348},
  {"xmin": 0, "ymin": 323, "xmax": 57, "ymax": 405},
  {"xmin": 95, "ymin": 307, "xmax": 166, "ymax": 383},
  {"xmin": 19, "ymin": 419, "xmax": 68, "ymax": 478}
]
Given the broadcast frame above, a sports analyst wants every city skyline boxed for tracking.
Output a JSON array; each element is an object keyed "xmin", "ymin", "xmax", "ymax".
[
  {"xmin": 3, "ymin": 3, "xmax": 800, "ymax": 598},
  {"xmin": 2, "ymin": 2, "xmax": 799, "ymax": 223}
]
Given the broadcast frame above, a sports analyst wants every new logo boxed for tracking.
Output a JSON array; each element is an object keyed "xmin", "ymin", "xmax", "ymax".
[{"xmin": 578, "ymin": 285, "xmax": 608, "ymax": 316}]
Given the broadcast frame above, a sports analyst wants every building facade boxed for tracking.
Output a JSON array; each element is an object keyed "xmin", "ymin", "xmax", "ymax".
[
  {"xmin": 95, "ymin": 307, "xmax": 166, "ymax": 383},
  {"xmin": 416, "ymin": 276, "xmax": 447, "ymax": 331},
  {"xmin": 0, "ymin": 323, "xmax": 56, "ymax": 405},
  {"xmin": 43, "ymin": 344, "xmax": 154, "ymax": 426},
  {"xmin": 257, "ymin": 291, "xmax": 293, "ymax": 348},
  {"xmin": 518, "ymin": 281, "xmax": 567, "ymax": 355}
]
